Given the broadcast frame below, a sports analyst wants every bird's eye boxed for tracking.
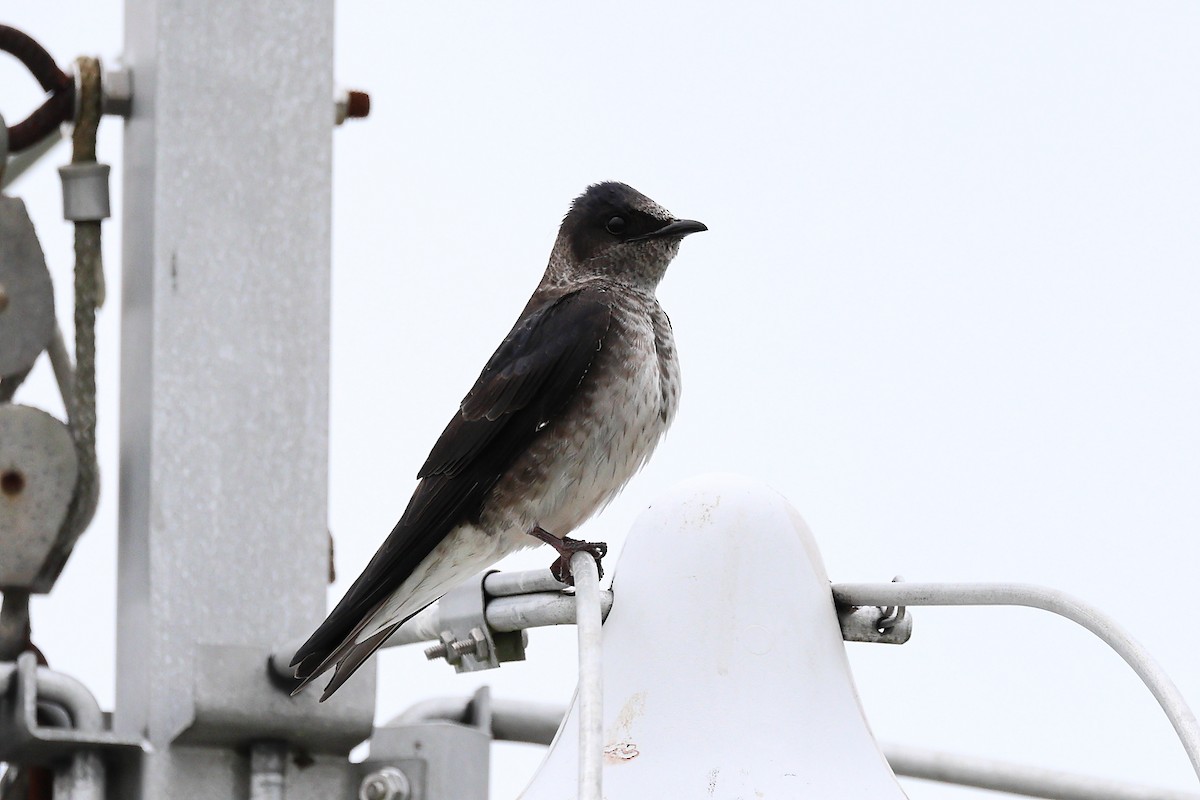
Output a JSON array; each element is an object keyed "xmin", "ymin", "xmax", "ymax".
[{"xmin": 605, "ymin": 216, "xmax": 626, "ymax": 235}]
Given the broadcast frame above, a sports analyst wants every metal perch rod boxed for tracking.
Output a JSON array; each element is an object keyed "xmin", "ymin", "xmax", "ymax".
[{"xmin": 833, "ymin": 581, "xmax": 1200, "ymax": 785}]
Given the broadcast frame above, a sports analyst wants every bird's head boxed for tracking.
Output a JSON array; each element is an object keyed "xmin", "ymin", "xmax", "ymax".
[{"xmin": 551, "ymin": 182, "xmax": 707, "ymax": 290}]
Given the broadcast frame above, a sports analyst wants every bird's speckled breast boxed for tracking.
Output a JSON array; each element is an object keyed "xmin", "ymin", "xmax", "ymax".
[{"xmin": 482, "ymin": 289, "xmax": 680, "ymax": 540}]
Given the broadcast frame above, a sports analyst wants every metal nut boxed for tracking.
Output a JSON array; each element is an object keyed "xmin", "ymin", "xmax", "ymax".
[{"xmin": 359, "ymin": 766, "xmax": 411, "ymax": 800}]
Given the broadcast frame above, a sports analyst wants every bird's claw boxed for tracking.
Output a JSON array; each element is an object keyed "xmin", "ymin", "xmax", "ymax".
[
  {"xmin": 549, "ymin": 540, "xmax": 608, "ymax": 586},
  {"xmin": 526, "ymin": 526, "xmax": 608, "ymax": 586}
]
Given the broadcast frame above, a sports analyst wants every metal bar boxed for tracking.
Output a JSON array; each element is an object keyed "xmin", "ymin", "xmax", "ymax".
[
  {"xmin": 0, "ymin": 657, "xmax": 106, "ymax": 800},
  {"xmin": 483, "ymin": 569, "xmax": 568, "ymax": 598},
  {"xmin": 1, "ymin": 128, "xmax": 64, "ymax": 190},
  {"xmin": 487, "ymin": 590, "xmax": 613, "ymax": 633},
  {"xmin": 0, "ymin": 658, "xmax": 100, "ymax": 731},
  {"xmin": 379, "ymin": 588, "xmax": 614, "ymax": 649},
  {"xmin": 27, "ymin": 665, "xmax": 103, "ymax": 733},
  {"xmin": 269, "ymin": 585, "xmax": 614, "ymax": 682},
  {"xmin": 833, "ymin": 582, "xmax": 1200, "ymax": 784},
  {"xmin": 883, "ymin": 742, "xmax": 1200, "ymax": 800},
  {"xmin": 571, "ymin": 552, "xmax": 603, "ymax": 800},
  {"xmin": 391, "ymin": 696, "xmax": 564, "ymax": 746}
]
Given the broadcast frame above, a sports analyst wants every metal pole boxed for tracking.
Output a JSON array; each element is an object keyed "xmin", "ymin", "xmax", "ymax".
[
  {"xmin": 571, "ymin": 552, "xmax": 603, "ymax": 800},
  {"xmin": 116, "ymin": 1, "xmax": 350, "ymax": 796},
  {"xmin": 833, "ymin": 582, "xmax": 1200, "ymax": 785}
]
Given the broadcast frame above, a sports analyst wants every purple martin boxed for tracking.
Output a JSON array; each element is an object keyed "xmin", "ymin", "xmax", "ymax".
[{"xmin": 291, "ymin": 182, "xmax": 706, "ymax": 699}]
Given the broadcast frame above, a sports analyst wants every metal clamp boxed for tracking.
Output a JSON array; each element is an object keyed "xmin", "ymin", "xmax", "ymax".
[
  {"xmin": 422, "ymin": 572, "xmax": 527, "ymax": 673},
  {"xmin": 837, "ymin": 576, "xmax": 913, "ymax": 645}
]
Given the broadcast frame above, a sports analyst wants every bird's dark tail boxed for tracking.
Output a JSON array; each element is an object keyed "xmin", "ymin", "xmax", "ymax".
[{"xmin": 290, "ymin": 620, "xmax": 401, "ymax": 701}]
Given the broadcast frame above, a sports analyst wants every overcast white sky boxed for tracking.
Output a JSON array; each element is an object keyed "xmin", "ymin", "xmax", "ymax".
[{"xmin": 3, "ymin": 3, "xmax": 1199, "ymax": 797}]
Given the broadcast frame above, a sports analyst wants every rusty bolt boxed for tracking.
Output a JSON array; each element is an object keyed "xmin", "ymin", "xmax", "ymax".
[
  {"xmin": 1, "ymin": 470, "xmax": 26, "ymax": 497},
  {"xmin": 335, "ymin": 90, "xmax": 371, "ymax": 126},
  {"xmin": 346, "ymin": 90, "xmax": 370, "ymax": 119},
  {"xmin": 0, "ymin": 282, "xmax": 9, "ymax": 312}
]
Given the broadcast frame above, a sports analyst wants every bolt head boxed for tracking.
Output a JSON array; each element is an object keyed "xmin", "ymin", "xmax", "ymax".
[{"xmin": 359, "ymin": 767, "xmax": 411, "ymax": 800}]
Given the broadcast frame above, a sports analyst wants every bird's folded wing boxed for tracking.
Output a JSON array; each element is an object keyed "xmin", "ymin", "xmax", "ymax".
[
  {"xmin": 290, "ymin": 287, "xmax": 613, "ymax": 679},
  {"xmin": 419, "ymin": 287, "xmax": 614, "ymax": 478}
]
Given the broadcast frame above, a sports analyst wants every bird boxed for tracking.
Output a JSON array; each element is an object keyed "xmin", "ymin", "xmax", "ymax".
[{"xmin": 290, "ymin": 181, "xmax": 706, "ymax": 700}]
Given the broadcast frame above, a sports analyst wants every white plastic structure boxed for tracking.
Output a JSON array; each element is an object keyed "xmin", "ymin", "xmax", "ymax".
[{"xmin": 519, "ymin": 474, "xmax": 907, "ymax": 799}]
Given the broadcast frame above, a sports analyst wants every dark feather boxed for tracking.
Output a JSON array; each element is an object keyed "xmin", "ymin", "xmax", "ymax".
[{"xmin": 289, "ymin": 288, "xmax": 613, "ymax": 695}]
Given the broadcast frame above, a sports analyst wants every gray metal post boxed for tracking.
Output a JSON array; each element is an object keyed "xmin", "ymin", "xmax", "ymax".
[{"xmin": 116, "ymin": 1, "xmax": 372, "ymax": 796}]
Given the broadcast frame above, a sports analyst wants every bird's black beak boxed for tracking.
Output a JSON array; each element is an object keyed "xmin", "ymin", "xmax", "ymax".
[{"xmin": 627, "ymin": 218, "xmax": 709, "ymax": 242}]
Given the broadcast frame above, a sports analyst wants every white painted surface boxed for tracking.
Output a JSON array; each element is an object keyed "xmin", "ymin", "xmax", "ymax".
[{"xmin": 521, "ymin": 475, "xmax": 907, "ymax": 799}]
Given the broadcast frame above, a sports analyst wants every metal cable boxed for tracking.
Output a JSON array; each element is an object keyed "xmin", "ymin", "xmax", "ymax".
[
  {"xmin": 36, "ymin": 57, "xmax": 103, "ymax": 586},
  {"xmin": 0, "ymin": 25, "xmax": 74, "ymax": 153}
]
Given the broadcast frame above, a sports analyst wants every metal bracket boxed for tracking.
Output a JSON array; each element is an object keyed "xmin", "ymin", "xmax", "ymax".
[
  {"xmin": 0, "ymin": 652, "xmax": 145, "ymax": 765},
  {"xmin": 173, "ymin": 643, "xmax": 375, "ymax": 753},
  {"xmin": 359, "ymin": 685, "xmax": 493, "ymax": 800},
  {"xmin": 837, "ymin": 576, "xmax": 913, "ymax": 645},
  {"xmin": 423, "ymin": 571, "xmax": 527, "ymax": 673}
]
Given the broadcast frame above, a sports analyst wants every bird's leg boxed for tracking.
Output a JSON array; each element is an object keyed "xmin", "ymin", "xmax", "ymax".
[{"xmin": 526, "ymin": 526, "xmax": 608, "ymax": 585}]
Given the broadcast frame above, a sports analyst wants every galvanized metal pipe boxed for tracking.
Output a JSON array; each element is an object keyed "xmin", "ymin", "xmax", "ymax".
[
  {"xmin": 373, "ymin": 587, "xmax": 612, "ymax": 651},
  {"xmin": 571, "ymin": 552, "xmax": 603, "ymax": 800},
  {"xmin": 833, "ymin": 582, "xmax": 1200, "ymax": 784},
  {"xmin": 487, "ymin": 590, "xmax": 613, "ymax": 633},
  {"xmin": 269, "ymin": 574, "xmax": 599, "ymax": 684},
  {"xmin": 883, "ymin": 742, "xmax": 1200, "ymax": 800},
  {"xmin": 33, "ymin": 665, "xmax": 106, "ymax": 800},
  {"xmin": 483, "ymin": 569, "xmax": 568, "ymax": 598},
  {"xmin": 29, "ymin": 659, "xmax": 104, "ymax": 734},
  {"xmin": 392, "ymin": 696, "xmax": 565, "ymax": 745},
  {"xmin": 0, "ymin": 655, "xmax": 107, "ymax": 800}
]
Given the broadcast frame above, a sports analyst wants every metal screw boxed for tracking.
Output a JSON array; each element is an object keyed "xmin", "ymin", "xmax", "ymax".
[
  {"xmin": 450, "ymin": 639, "xmax": 477, "ymax": 657},
  {"xmin": 359, "ymin": 766, "xmax": 411, "ymax": 800},
  {"xmin": 425, "ymin": 628, "xmax": 490, "ymax": 662},
  {"xmin": 0, "ymin": 282, "xmax": 9, "ymax": 312}
]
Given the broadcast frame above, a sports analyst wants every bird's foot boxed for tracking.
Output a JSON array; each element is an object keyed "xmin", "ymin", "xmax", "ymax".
[{"xmin": 527, "ymin": 526, "xmax": 608, "ymax": 586}]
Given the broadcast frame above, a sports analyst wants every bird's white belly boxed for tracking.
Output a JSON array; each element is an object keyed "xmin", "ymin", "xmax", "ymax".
[{"xmin": 529, "ymin": 356, "xmax": 667, "ymax": 534}]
